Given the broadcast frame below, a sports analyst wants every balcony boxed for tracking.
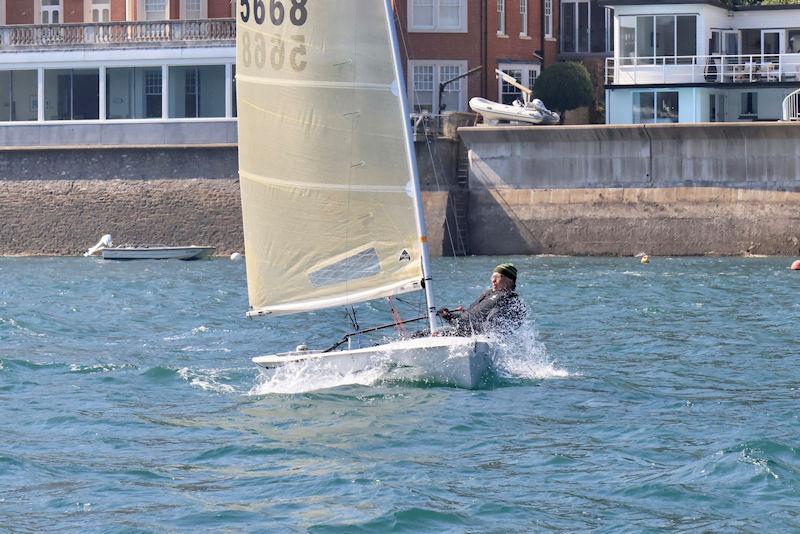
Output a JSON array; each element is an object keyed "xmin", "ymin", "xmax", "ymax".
[
  {"xmin": 605, "ymin": 53, "xmax": 800, "ymax": 86},
  {"xmin": 0, "ymin": 19, "xmax": 235, "ymax": 50}
]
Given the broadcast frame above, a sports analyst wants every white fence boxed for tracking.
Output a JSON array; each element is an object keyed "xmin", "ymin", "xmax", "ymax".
[
  {"xmin": 606, "ymin": 53, "xmax": 800, "ymax": 85},
  {"xmin": 783, "ymin": 88, "xmax": 800, "ymax": 121},
  {"xmin": 0, "ymin": 19, "xmax": 235, "ymax": 48}
]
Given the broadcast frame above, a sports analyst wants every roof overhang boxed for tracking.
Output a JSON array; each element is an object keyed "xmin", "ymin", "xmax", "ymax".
[{"xmin": 600, "ymin": 0, "xmax": 800, "ymax": 11}]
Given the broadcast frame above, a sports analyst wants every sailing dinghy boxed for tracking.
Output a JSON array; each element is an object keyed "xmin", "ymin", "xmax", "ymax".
[{"xmin": 236, "ymin": 0, "xmax": 493, "ymax": 388}]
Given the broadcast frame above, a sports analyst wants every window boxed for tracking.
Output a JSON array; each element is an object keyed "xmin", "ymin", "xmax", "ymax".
[
  {"xmin": 618, "ymin": 15, "xmax": 697, "ymax": 64},
  {"xmin": 709, "ymin": 94, "xmax": 724, "ymax": 122},
  {"xmin": 232, "ymin": 65, "xmax": 237, "ymax": 118},
  {"xmin": 106, "ymin": 67, "xmax": 162, "ymax": 119},
  {"xmin": 185, "ymin": 0, "xmax": 201, "ymax": 18},
  {"xmin": 0, "ymin": 70, "xmax": 38, "ymax": 122},
  {"xmin": 169, "ymin": 65, "xmax": 226, "ymax": 118},
  {"xmin": 412, "ymin": 64, "xmax": 434, "ymax": 112},
  {"xmin": 144, "ymin": 0, "xmax": 166, "ymax": 21},
  {"xmin": 497, "ymin": 0, "xmax": 505, "ymax": 35},
  {"xmin": 741, "ymin": 92, "xmax": 757, "ymax": 117},
  {"xmin": 184, "ymin": 69, "xmax": 198, "ymax": 117},
  {"xmin": 409, "ymin": 0, "xmax": 466, "ymax": 32},
  {"xmin": 544, "ymin": 0, "xmax": 552, "ymax": 38},
  {"xmin": 41, "ymin": 0, "xmax": 60, "ymax": 24},
  {"xmin": 520, "ymin": 0, "xmax": 528, "ymax": 37},
  {"xmin": 633, "ymin": 91, "xmax": 678, "ymax": 123},
  {"xmin": 439, "ymin": 65, "xmax": 463, "ymax": 113},
  {"xmin": 497, "ymin": 63, "xmax": 540, "ymax": 105},
  {"xmin": 144, "ymin": 69, "xmax": 162, "ymax": 118},
  {"xmin": 91, "ymin": 0, "xmax": 110, "ymax": 22},
  {"xmin": 561, "ymin": 1, "xmax": 589, "ymax": 53},
  {"xmin": 44, "ymin": 69, "xmax": 100, "ymax": 121},
  {"xmin": 789, "ymin": 30, "xmax": 800, "ymax": 54},
  {"xmin": 409, "ymin": 61, "xmax": 467, "ymax": 113}
]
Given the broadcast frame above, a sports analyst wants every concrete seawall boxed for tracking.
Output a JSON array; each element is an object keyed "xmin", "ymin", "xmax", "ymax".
[
  {"xmin": 0, "ymin": 144, "xmax": 458, "ymax": 256},
  {"xmin": 3, "ymin": 122, "xmax": 800, "ymax": 257},
  {"xmin": 460, "ymin": 122, "xmax": 800, "ymax": 256}
]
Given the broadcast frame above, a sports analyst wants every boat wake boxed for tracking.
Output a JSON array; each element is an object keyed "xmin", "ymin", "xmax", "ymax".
[
  {"xmin": 489, "ymin": 327, "xmax": 571, "ymax": 382},
  {"xmin": 248, "ymin": 358, "xmax": 390, "ymax": 395},
  {"xmin": 177, "ymin": 367, "xmax": 238, "ymax": 394}
]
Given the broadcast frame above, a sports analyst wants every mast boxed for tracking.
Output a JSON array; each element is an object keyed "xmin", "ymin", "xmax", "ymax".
[{"xmin": 383, "ymin": 0, "xmax": 439, "ymax": 334}]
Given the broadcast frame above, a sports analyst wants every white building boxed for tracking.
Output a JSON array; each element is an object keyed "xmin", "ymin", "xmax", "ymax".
[
  {"xmin": 603, "ymin": 0, "xmax": 800, "ymax": 124},
  {"xmin": 0, "ymin": 19, "xmax": 236, "ymax": 145}
]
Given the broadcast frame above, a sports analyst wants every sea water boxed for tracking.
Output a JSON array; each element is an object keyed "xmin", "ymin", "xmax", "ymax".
[{"xmin": 1, "ymin": 256, "xmax": 799, "ymax": 531}]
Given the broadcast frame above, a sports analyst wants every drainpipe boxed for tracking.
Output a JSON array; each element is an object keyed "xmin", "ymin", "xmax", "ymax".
[
  {"xmin": 541, "ymin": 0, "xmax": 546, "ymax": 66},
  {"xmin": 481, "ymin": 0, "xmax": 487, "ymax": 97}
]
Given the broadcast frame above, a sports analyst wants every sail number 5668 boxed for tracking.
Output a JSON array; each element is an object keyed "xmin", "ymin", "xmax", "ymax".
[{"xmin": 240, "ymin": 0, "xmax": 308, "ymax": 26}]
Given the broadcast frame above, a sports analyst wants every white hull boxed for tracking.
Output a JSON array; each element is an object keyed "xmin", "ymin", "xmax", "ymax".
[
  {"xmin": 253, "ymin": 335, "xmax": 493, "ymax": 389},
  {"xmin": 469, "ymin": 97, "xmax": 559, "ymax": 125},
  {"xmin": 100, "ymin": 246, "xmax": 215, "ymax": 261}
]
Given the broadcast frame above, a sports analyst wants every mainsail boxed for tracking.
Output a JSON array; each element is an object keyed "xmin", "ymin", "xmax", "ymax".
[{"xmin": 236, "ymin": 0, "xmax": 427, "ymax": 317}]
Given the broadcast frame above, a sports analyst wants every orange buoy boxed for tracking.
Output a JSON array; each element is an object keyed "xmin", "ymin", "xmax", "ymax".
[{"xmin": 791, "ymin": 260, "xmax": 800, "ymax": 270}]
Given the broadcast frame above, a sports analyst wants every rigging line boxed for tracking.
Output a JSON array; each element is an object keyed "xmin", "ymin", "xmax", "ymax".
[
  {"xmin": 394, "ymin": 5, "xmax": 465, "ymax": 258},
  {"xmin": 387, "ymin": 297, "xmax": 409, "ymax": 337}
]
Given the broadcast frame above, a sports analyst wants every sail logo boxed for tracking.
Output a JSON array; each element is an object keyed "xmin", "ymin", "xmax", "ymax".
[{"xmin": 398, "ymin": 250, "xmax": 411, "ymax": 262}]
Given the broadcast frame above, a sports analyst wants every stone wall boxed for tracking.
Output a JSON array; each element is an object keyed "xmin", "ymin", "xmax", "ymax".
[
  {"xmin": 460, "ymin": 122, "xmax": 800, "ymax": 256},
  {"xmin": 0, "ymin": 142, "xmax": 459, "ymax": 256}
]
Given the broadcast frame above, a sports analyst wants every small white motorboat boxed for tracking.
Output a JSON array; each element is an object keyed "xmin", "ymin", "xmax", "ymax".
[
  {"xmin": 469, "ymin": 69, "xmax": 560, "ymax": 125},
  {"xmin": 84, "ymin": 234, "xmax": 214, "ymax": 260}
]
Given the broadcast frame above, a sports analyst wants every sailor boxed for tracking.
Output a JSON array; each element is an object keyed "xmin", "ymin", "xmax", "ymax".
[{"xmin": 437, "ymin": 263, "xmax": 527, "ymax": 337}]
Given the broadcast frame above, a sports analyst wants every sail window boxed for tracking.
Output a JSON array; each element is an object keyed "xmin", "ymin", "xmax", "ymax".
[{"xmin": 308, "ymin": 248, "xmax": 382, "ymax": 288}]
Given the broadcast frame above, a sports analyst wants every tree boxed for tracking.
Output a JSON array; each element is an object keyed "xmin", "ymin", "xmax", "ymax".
[{"xmin": 533, "ymin": 62, "xmax": 593, "ymax": 124}]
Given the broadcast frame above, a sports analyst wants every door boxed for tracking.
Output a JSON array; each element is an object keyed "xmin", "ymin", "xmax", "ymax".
[
  {"xmin": 41, "ymin": 0, "xmax": 61, "ymax": 23},
  {"xmin": 723, "ymin": 31, "xmax": 740, "ymax": 81},
  {"xmin": 761, "ymin": 30, "xmax": 782, "ymax": 62}
]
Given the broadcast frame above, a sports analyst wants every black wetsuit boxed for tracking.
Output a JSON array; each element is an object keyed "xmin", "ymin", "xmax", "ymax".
[{"xmin": 444, "ymin": 289, "xmax": 527, "ymax": 336}]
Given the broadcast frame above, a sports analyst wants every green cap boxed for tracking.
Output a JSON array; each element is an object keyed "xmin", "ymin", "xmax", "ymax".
[{"xmin": 493, "ymin": 263, "xmax": 518, "ymax": 281}]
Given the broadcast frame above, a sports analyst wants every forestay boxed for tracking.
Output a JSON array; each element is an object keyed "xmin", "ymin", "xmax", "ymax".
[{"xmin": 236, "ymin": 0, "xmax": 424, "ymax": 317}]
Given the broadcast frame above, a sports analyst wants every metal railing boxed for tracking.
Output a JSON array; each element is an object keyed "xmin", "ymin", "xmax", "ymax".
[
  {"xmin": 783, "ymin": 88, "xmax": 800, "ymax": 121},
  {"xmin": 606, "ymin": 53, "xmax": 800, "ymax": 85},
  {"xmin": 0, "ymin": 18, "xmax": 235, "ymax": 48}
]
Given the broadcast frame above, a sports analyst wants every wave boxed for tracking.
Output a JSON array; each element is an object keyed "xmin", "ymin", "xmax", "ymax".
[
  {"xmin": 177, "ymin": 367, "xmax": 238, "ymax": 394},
  {"xmin": 163, "ymin": 325, "xmax": 211, "ymax": 341},
  {"xmin": 68, "ymin": 362, "xmax": 134, "ymax": 374}
]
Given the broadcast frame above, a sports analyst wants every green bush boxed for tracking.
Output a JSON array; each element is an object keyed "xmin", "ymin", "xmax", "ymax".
[{"xmin": 533, "ymin": 61, "xmax": 593, "ymax": 124}]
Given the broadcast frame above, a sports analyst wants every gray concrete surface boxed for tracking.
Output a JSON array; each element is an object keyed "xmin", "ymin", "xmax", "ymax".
[
  {"xmin": 0, "ymin": 120, "xmax": 238, "ymax": 148},
  {"xmin": 460, "ymin": 122, "xmax": 800, "ymax": 256}
]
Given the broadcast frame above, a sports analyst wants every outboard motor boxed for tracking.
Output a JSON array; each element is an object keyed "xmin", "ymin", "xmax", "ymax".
[{"xmin": 84, "ymin": 234, "xmax": 113, "ymax": 256}]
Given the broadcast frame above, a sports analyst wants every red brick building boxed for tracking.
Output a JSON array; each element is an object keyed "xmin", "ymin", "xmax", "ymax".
[{"xmin": 393, "ymin": 0, "xmax": 560, "ymax": 113}]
